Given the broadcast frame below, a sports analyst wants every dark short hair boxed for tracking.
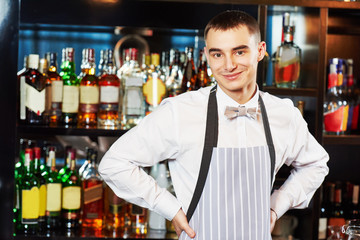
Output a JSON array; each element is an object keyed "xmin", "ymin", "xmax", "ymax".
[{"xmin": 204, "ymin": 10, "xmax": 260, "ymax": 42}]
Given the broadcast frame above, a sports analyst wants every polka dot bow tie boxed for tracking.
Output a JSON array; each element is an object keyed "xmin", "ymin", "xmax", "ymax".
[{"xmin": 224, "ymin": 106, "xmax": 258, "ymax": 120}]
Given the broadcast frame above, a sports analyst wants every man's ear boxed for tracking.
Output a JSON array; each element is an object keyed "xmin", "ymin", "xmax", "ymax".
[
  {"xmin": 257, "ymin": 41, "xmax": 267, "ymax": 62},
  {"xmin": 203, "ymin": 46, "xmax": 209, "ymax": 62}
]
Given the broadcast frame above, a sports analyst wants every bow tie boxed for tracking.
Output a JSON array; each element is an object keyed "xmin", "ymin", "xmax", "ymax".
[{"xmin": 224, "ymin": 106, "xmax": 258, "ymax": 120}]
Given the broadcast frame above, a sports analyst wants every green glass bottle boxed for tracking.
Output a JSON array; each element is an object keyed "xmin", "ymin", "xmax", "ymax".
[
  {"xmin": 58, "ymin": 146, "xmax": 72, "ymax": 177},
  {"xmin": 33, "ymin": 147, "xmax": 47, "ymax": 233},
  {"xmin": 60, "ymin": 47, "xmax": 79, "ymax": 126},
  {"xmin": 17, "ymin": 148, "xmax": 40, "ymax": 235},
  {"xmin": 44, "ymin": 146, "xmax": 62, "ymax": 230},
  {"xmin": 61, "ymin": 148, "xmax": 81, "ymax": 229}
]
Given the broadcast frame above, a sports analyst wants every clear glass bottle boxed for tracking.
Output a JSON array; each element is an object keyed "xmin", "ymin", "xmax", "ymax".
[
  {"xmin": 45, "ymin": 52, "xmax": 63, "ymax": 126},
  {"xmin": 273, "ymin": 13, "xmax": 301, "ymax": 88},
  {"xmin": 196, "ymin": 49, "xmax": 211, "ymax": 89},
  {"xmin": 342, "ymin": 219, "xmax": 360, "ymax": 240},
  {"xmin": 81, "ymin": 150, "xmax": 104, "ymax": 229},
  {"xmin": 181, "ymin": 46, "xmax": 197, "ymax": 93},
  {"xmin": 78, "ymin": 48, "xmax": 99, "ymax": 128},
  {"xmin": 18, "ymin": 56, "xmax": 28, "ymax": 125},
  {"xmin": 121, "ymin": 48, "xmax": 145, "ymax": 129},
  {"xmin": 324, "ymin": 58, "xmax": 349, "ymax": 135},
  {"xmin": 60, "ymin": 47, "xmax": 79, "ymax": 126},
  {"xmin": 97, "ymin": 49, "xmax": 107, "ymax": 77},
  {"xmin": 98, "ymin": 49, "xmax": 121, "ymax": 129},
  {"xmin": 166, "ymin": 50, "xmax": 183, "ymax": 97},
  {"xmin": 24, "ymin": 54, "xmax": 47, "ymax": 125}
]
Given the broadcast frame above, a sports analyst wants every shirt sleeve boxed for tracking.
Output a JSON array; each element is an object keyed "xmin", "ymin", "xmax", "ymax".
[
  {"xmin": 98, "ymin": 99, "xmax": 182, "ymax": 221},
  {"xmin": 270, "ymin": 106, "xmax": 329, "ymax": 219}
]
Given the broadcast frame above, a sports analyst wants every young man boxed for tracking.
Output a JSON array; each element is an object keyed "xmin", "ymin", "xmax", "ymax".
[{"xmin": 99, "ymin": 10, "xmax": 329, "ymax": 239}]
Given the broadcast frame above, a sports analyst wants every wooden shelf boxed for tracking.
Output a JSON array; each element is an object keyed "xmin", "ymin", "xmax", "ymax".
[
  {"xmin": 323, "ymin": 134, "xmax": 360, "ymax": 145},
  {"xmin": 263, "ymin": 86, "xmax": 318, "ymax": 97},
  {"xmin": 17, "ymin": 125, "xmax": 128, "ymax": 137}
]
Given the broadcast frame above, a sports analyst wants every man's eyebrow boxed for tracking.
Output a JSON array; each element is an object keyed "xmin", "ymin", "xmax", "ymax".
[{"xmin": 208, "ymin": 45, "xmax": 249, "ymax": 53}]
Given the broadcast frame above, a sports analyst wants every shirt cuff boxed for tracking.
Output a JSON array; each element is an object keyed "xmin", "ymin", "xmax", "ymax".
[
  {"xmin": 270, "ymin": 190, "xmax": 292, "ymax": 219},
  {"xmin": 152, "ymin": 190, "xmax": 182, "ymax": 221}
]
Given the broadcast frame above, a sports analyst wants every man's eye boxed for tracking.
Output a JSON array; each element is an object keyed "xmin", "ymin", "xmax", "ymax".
[
  {"xmin": 235, "ymin": 51, "xmax": 244, "ymax": 56},
  {"xmin": 212, "ymin": 53, "xmax": 222, "ymax": 58}
]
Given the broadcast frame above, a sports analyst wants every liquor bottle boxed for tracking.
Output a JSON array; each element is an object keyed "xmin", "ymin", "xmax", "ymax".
[
  {"xmin": 44, "ymin": 146, "xmax": 62, "ymax": 230},
  {"xmin": 97, "ymin": 49, "xmax": 106, "ymax": 77},
  {"xmin": 33, "ymin": 147, "xmax": 47, "ymax": 232},
  {"xmin": 98, "ymin": 49, "xmax": 121, "ymax": 129},
  {"xmin": 45, "ymin": 52, "xmax": 63, "ymax": 126},
  {"xmin": 142, "ymin": 53, "xmax": 152, "ymax": 83},
  {"xmin": 79, "ymin": 147, "xmax": 93, "ymax": 177},
  {"xmin": 319, "ymin": 183, "xmax": 333, "ymax": 240},
  {"xmin": 148, "ymin": 162, "xmax": 169, "ymax": 231},
  {"xmin": 345, "ymin": 59, "xmax": 360, "ymax": 134},
  {"xmin": 273, "ymin": 13, "xmax": 301, "ymax": 88},
  {"xmin": 166, "ymin": 50, "xmax": 183, "ymax": 97},
  {"xmin": 18, "ymin": 56, "xmax": 28, "ymax": 125},
  {"xmin": 17, "ymin": 148, "xmax": 40, "ymax": 235},
  {"xmin": 78, "ymin": 48, "xmax": 99, "ymax": 128},
  {"xmin": 346, "ymin": 184, "xmax": 360, "ymax": 222},
  {"xmin": 81, "ymin": 150, "xmax": 104, "ymax": 228},
  {"xmin": 328, "ymin": 182, "xmax": 346, "ymax": 229},
  {"xmin": 121, "ymin": 48, "xmax": 145, "ymax": 129},
  {"xmin": 60, "ymin": 47, "xmax": 79, "ymax": 126},
  {"xmin": 196, "ymin": 49, "xmax": 211, "ymax": 89},
  {"xmin": 104, "ymin": 186, "xmax": 128, "ymax": 237},
  {"xmin": 143, "ymin": 57, "xmax": 167, "ymax": 115},
  {"xmin": 61, "ymin": 149, "xmax": 81, "ymax": 229},
  {"xmin": 181, "ymin": 47, "xmax": 197, "ymax": 93},
  {"xmin": 324, "ymin": 58, "xmax": 349, "ymax": 135},
  {"xmin": 39, "ymin": 58, "xmax": 52, "ymax": 126},
  {"xmin": 160, "ymin": 51, "xmax": 170, "ymax": 83},
  {"xmin": 129, "ymin": 203, "xmax": 148, "ymax": 237},
  {"xmin": 58, "ymin": 146, "xmax": 72, "ymax": 177},
  {"xmin": 24, "ymin": 54, "xmax": 47, "ymax": 125}
]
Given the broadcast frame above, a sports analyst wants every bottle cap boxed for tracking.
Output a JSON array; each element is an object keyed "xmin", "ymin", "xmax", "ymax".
[
  {"xmin": 33, "ymin": 147, "xmax": 41, "ymax": 159},
  {"xmin": 25, "ymin": 148, "xmax": 33, "ymax": 159},
  {"xmin": 28, "ymin": 54, "xmax": 39, "ymax": 69}
]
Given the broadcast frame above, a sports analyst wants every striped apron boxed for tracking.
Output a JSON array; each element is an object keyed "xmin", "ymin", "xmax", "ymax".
[{"xmin": 180, "ymin": 86, "xmax": 275, "ymax": 240}]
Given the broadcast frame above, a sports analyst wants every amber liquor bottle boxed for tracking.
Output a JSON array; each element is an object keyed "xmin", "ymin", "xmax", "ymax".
[
  {"xmin": 45, "ymin": 52, "xmax": 63, "ymax": 126},
  {"xmin": 98, "ymin": 49, "xmax": 121, "ymax": 129},
  {"xmin": 60, "ymin": 47, "xmax": 79, "ymax": 126},
  {"xmin": 196, "ymin": 49, "xmax": 211, "ymax": 89},
  {"xmin": 181, "ymin": 47, "xmax": 197, "ymax": 93},
  {"xmin": 78, "ymin": 48, "xmax": 99, "ymax": 128},
  {"xmin": 81, "ymin": 150, "xmax": 104, "ymax": 228},
  {"xmin": 23, "ymin": 54, "xmax": 47, "ymax": 125}
]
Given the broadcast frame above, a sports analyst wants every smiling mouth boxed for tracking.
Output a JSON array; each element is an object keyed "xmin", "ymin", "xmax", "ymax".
[{"xmin": 223, "ymin": 71, "xmax": 242, "ymax": 80}]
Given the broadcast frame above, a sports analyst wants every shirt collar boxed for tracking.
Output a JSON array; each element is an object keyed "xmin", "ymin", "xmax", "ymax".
[{"xmin": 216, "ymin": 84, "xmax": 259, "ymax": 116}]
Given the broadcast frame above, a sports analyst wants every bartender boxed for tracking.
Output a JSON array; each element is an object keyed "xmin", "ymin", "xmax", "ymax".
[{"xmin": 98, "ymin": 10, "xmax": 329, "ymax": 239}]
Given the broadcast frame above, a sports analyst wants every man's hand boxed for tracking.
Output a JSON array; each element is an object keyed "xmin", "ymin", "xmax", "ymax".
[
  {"xmin": 171, "ymin": 208, "xmax": 196, "ymax": 238},
  {"xmin": 270, "ymin": 208, "xmax": 278, "ymax": 233}
]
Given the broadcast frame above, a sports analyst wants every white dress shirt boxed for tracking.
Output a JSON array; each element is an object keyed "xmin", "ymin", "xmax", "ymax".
[{"xmin": 98, "ymin": 85, "xmax": 329, "ymax": 221}]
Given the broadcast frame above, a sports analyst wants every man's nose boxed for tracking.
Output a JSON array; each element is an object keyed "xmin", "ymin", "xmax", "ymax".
[{"xmin": 224, "ymin": 55, "xmax": 237, "ymax": 71}]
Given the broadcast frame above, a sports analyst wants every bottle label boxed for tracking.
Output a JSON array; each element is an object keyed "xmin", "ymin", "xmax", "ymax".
[
  {"xmin": 83, "ymin": 183, "xmax": 103, "ymax": 205},
  {"xmin": 62, "ymin": 186, "xmax": 81, "ymax": 210},
  {"xmin": 318, "ymin": 218, "xmax": 327, "ymax": 239},
  {"xmin": 100, "ymin": 86, "xmax": 119, "ymax": 103},
  {"xmin": 131, "ymin": 204, "xmax": 145, "ymax": 216},
  {"xmin": 324, "ymin": 105, "xmax": 349, "ymax": 133},
  {"xmin": 143, "ymin": 78, "xmax": 166, "ymax": 106},
  {"xmin": 125, "ymin": 77, "xmax": 143, "ymax": 87},
  {"xmin": 80, "ymin": 86, "xmax": 99, "ymax": 104},
  {"xmin": 52, "ymin": 80, "xmax": 63, "ymax": 102},
  {"xmin": 123, "ymin": 88, "xmax": 144, "ymax": 115},
  {"xmin": 26, "ymin": 83, "xmax": 46, "ymax": 115},
  {"xmin": 20, "ymin": 76, "xmax": 26, "ymax": 120},
  {"xmin": 22, "ymin": 186, "xmax": 40, "ymax": 223},
  {"xmin": 39, "ymin": 184, "xmax": 47, "ymax": 218},
  {"xmin": 62, "ymin": 85, "xmax": 79, "ymax": 113},
  {"xmin": 46, "ymin": 183, "xmax": 62, "ymax": 212}
]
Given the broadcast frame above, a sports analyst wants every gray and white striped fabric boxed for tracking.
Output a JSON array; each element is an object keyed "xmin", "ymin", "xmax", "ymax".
[{"xmin": 180, "ymin": 146, "xmax": 271, "ymax": 240}]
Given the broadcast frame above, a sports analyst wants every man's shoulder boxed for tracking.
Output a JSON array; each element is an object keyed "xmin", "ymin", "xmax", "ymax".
[
  {"xmin": 260, "ymin": 91, "xmax": 295, "ymax": 109},
  {"xmin": 162, "ymin": 86, "xmax": 212, "ymax": 106}
]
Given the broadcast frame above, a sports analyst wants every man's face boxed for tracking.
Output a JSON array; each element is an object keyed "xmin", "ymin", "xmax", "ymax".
[{"xmin": 205, "ymin": 26, "xmax": 266, "ymax": 99}]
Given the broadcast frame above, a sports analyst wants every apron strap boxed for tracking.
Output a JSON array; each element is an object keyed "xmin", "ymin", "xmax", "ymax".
[
  {"xmin": 259, "ymin": 95, "xmax": 276, "ymax": 188},
  {"xmin": 186, "ymin": 85, "xmax": 218, "ymax": 221},
  {"xmin": 186, "ymin": 86, "xmax": 275, "ymax": 221}
]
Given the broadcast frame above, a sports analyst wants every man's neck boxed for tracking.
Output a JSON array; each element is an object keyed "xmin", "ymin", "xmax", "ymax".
[{"xmin": 218, "ymin": 83, "xmax": 257, "ymax": 105}]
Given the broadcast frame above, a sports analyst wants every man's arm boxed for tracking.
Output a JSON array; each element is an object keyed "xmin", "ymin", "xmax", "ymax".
[
  {"xmin": 98, "ymin": 100, "xmax": 182, "ymax": 221},
  {"xmin": 270, "ymin": 107, "xmax": 329, "ymax": 219}
]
